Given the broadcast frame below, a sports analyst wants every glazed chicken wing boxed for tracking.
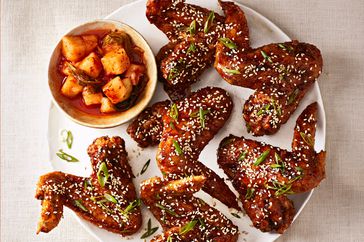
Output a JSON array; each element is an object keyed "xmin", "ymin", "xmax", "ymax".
[
  {"xmin": 35, "ymin": 136, "xmax": 142, "ymax": 235},
  {"xmin": 147, "ymin": 0, "xmax": 225, "ymax": 100},
  {"xmin": 215, "ymin": 1, "xmax": 323, "ymax": 136},
  {"xmin": 128, "ymin": 87, "xmax": 240, "ymax": 210},
  {"xmin": 140, "ymin": 176, "xmax": 239, "ymax": 241},
  {"xmin": 217, "ymin": 103, "xmax": 326, "ymax": 233}
]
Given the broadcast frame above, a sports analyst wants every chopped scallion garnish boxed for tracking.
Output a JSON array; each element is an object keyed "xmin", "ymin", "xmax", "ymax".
[
  {"xmin": 104, "ymin": 193, "xmax": 117, "ymax": 204},
  {"xmin": 172, "ymin": 140, "xmax": 183, "ymax": 156},
  {"xmin": 141, "ymin": 159, "xmax": 151, "ymax": 175},
  {"xmin": 245, "ymin": 188, "xmax": 255, "ymax": 199},
  {"xmin": 97, "ymin": 162, "xmax": 109, "ymax": 187},
  {"xmin": 168, "ymin": 67, "xmax": 179, "ymax": 80},
  {"xmin": 155, "ymin": 203, "xmax": 178, "ymax": 216},
  {"xmin": 199, "ymin": 107, "xmax": 210, "ymax": 128},
  {"xmin": 74, "ymin": 199, "xmax": 88, "ymax": 212},
  {"xmin": 56, "ymin": 149, "xmax": 79, "ymax": 162},
  {"xmin": 61, "ymin": 129, "xmax": 73, "ymax": 149},
  {"xmin": 187, "ymin": 20, "xmax": 196, "ymax": 36},
  {"xmin": 140, "ymin": 218, "xmax": 159, "ymax": 239},
  {"xmin": 238, "ymin": 150, "xmax": 248, "ymax": 161},
  {"xmin": 287, "ymin": 88, "xmax": 299, "ymax": 105},
  {"xmin": 222, "ymin": 67, "xmax": 241, "ymax": 75},
  {"xmin": 170, "ymin": 103, "xmax": 179, "ymax": 120},
  {"xmin": 300, "ymin": 132, "xmax": 314, "ymax": 146},
  {"xmin": 204, "ymin": 11, "xmax": 215, "ymax": 33},
  {"xmin": 219, "ymin": 37, "xmax": 237, "ymax": 49},
  {"xmin": 254, "ymin": 149, "xmax": 270, "ymax": 166},
  {"xmin": 179, "ymin": 219, "xmax": 197, "ymax": 235},
  {"xmin": 122, "ymin": 199, "xmax": 141, "ymax": 216},
  {"xmin": 187, "ymin": 42, "xmax": 196, "ymax": 53},
  {"xmin": 260, "ymin": 50, "xmax": 273, "ymax": 63}
]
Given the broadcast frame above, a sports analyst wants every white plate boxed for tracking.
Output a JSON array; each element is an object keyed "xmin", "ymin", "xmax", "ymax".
[{"xmin": 47, "ymin": 0, "xmax": 326, "ymax": 241}]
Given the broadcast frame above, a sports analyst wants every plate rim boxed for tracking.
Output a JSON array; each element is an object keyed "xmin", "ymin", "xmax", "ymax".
[{"xmin": 46, "ymin": 0, "xmax": 327, "ymax": 241}]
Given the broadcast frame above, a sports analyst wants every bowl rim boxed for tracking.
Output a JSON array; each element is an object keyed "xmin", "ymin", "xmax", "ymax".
[{"xmin": 48, "ymin": 19, "xmax": 158, "ymax": 129}]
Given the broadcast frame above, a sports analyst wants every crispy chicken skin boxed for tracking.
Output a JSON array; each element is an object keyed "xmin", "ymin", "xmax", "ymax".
[
  {"xmin": 140, "ymin": 176, "xmax": 239, "ymax": 241},
  {"xmin": 147, "ymin": 0, "xmax": 226, "ymax": 100},
  {"xmin": 35, "ymin": 136, "xmax": 142, "ymax": 235},
  {"xmin": 128, "ymin": 87, "xmax": 240, "ymax": 210},
  {"xmin": 217, "ymin": 103, "xmax": 326, "ymax": 233},
  {"xmin": 215, "ymin": 1, "xmax": 323, "ymax": 136}
]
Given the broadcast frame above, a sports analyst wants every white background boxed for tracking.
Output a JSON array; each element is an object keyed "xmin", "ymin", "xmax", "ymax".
[{"xmin": 1, "ymin": 0, "xmax": 364, "ymax": 241}]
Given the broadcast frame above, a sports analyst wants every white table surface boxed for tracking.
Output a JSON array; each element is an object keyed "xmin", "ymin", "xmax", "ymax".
[{"xmin": 1, "ymin": 0, "xmax": 364, "ymax": 241}]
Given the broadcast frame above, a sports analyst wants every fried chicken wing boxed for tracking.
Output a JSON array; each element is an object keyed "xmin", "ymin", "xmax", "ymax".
[
  {"xmin": 128, "ymin": 87, "xmax": 240, "ymax": 210},
  {"xmin": 140, "ymin": 176, "xmax": 239, "ymax": 241},
  {"xmin": 217, "ymin": 103, "xmax": 326, "ymax": 233},
  {"xmin": 147, "ymin": 0, "xmax": 225, "ymax": 100},
  {"xmin": 215, "ymin": 1, "xmax": 323, "ymax": 136},
  {"xmin": 35, "ymin": 136, "xmax": 142, "ymax": 235}
]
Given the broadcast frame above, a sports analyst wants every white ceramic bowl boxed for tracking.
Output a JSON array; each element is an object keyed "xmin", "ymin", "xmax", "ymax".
[{"xmin": 48, "ymin": 20, "xmax": 157, "ymax": 128}]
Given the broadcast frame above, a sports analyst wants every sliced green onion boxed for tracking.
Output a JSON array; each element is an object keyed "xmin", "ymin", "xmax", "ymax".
[
  {"xmin": 199, "ymin": 107, "xmax": 210, "ymax": 128},
  {"xmin": 187, "ymin": 20, "xmax": 196, "ymax": 36},
  {"xmin": 168, "ymin": 67, "xmax": 179, "ymax": 80},
  {"xmin": 170, "ymin": 121, "xmax": 176, "ymax": 130},
  {"xmin": 74, "ymin": 199, "xmax": 88, "ymax": 212},
  {"xmin": 61, "ymin": 129, "xmax": 73, "ymax": 149},
  {"xmin": 155, "ymin": 203, "xmax": 178, "ymax": 216},
  {"xmin": 172, "ymin": 140, "xmax": 183, "ymax": 156},
  {"xmin": 278, "ymin": 43, "xmax": 287, "ymax": 50},
  {"xmin": 179, "ymin": 219, "xmax": 197, "ymax": 235},
  {"xmin": 266, "ymin": 180, "xmax": 294, "ymax": 196},
  {"xmin": 300, "ymin": 132, "xmax": 314, "ymax": 146},
  {"xmin": 84, "ymin": 179, "xmax": 93, "ymax": 190},
  {"xmin": 104, "ymin": 193, "xmax": 117, "ymax": 204},
  {"xmin": 257, "ymin": 104, "xmax": 271, "ymax": 116},
  {"xmin": 141, "ymin": 159, "xmax": 151, "ymax": 175},
  {"xmin": 140, "ymin": 218, "xmax": 159, "ymax": 239},
  {"xmin": 238, "ymin": 150, "xmax": 248, "ymax": 161},
  {"xmin": 56, "ymin": 149, "xmax": 79, "ymax": 162},
  {"xmin": 97, "ymin": 162, "xmax": 109, "ymax": 187},
  {"xmin": 287, "ymin": 88, "xmax": 299, "ymax": 105},
  {"xmin": 275, "ymin": 183, "xmax": 293, "ymax": 196},
  {"xmin": 270, "ymin": 164, "xmax": 282, "ymax": 169},
  {"xmin": 231, "ymin": 212, "xmax": 241, "ymax": 218},
  {"xmin": 187, "ymin": 42, "xmax": 196, "ymax": 53},
  {"xmin": 219, "ymin": 37, "xmax": 237, "ymax": 49},
  {"xmin": 170, "ymin": 103, "xmax": 179, "ymax": 120},
  {"xmin": 254, "ymin": 149, "xmax": 270, "ymax": 166},
  {"xmin": 261, "ymin": 50, "xmax": 273, "ymax": 63},
  {"xmin": 123, "ymin": 199, "xmax": 141, "ymax": 216},
  {"xmin": 222, "ymin": 67, "xmax": 241, "ymax": 75},
  {"xmin": 204, "ymin": 11, "xmax": 215, "ymax": 33},
  {"xmin": 295, "ymin": 166, "xmax": 303, "ymax": 172},
  {"xmin": 167, "ymin": 235, "xmax": 173, "ymax": 242},
  {"xmin": 198, "ymin": 218, "xmax": 206, "ymax": 228},
  {"xmin": 245, "ymin": 188, "xmax": 255, "ymax": 199}
]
